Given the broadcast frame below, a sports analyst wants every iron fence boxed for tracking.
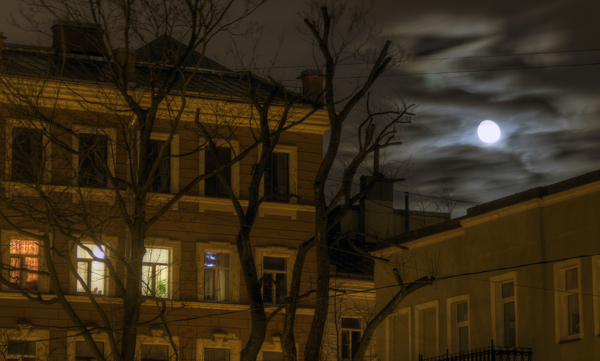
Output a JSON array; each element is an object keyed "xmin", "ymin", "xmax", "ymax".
[{"xmin": 419, "ymin": 340, "xmax": 532, "ymax": 361}]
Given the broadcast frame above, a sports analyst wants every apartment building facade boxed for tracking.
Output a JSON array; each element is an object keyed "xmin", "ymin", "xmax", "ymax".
[
  {"xmin": 375, "ymin": 170, "xmax": 600, "ymax": 361},
  {"xmin": 0, "ymin": 22, "xmax": 330, "ymax": 361}
]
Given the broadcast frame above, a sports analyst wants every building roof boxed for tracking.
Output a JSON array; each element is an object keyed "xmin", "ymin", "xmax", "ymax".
[{"xmin": 376, "ymin": 168, "xmax": 600, "ymax": 251}]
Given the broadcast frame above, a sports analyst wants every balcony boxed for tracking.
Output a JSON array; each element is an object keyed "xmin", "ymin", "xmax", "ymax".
[{"xmin": 419, "ymin": 341, "xmax": 533, "ymax": 361}]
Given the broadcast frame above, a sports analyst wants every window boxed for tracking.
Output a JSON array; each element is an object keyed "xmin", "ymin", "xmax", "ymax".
[
  {"xmin": 265, "ymin": 153, "xmax": 289, "ymax": 202},
  {"xmin": 205, "ymin": 147, "xmax": 232, "ymax": 197},
  {"xmin": 447, "ymin": 295, "xmax": 469, "ymax": 353},
  {"xmin": 199, "ymin": 139, "xmax": 240, "ymax": 198},
  {"xmin": 263, "ymin": 256, "xmax": 287, "ymax": 304},
  {"xmin": 142, "ymin": 247, "xmax": 170, "ymax": 298},
  {"xmin": 75, "ymin": 341, "xmax": 104, "ymax": 361},
  {"xmin": 77, "ymin": 134, "xmax": 108, "ymax": 187},
  {"xmin": 1, "ymin": 231, "xmax": 49, "ymax": 293},
  {"xmin": 76, "ymin": 244, "xmax": 106, "ymax": 295},
  {"xmin": 415, "ymin": 300, "xmax": 438, "ymax": 359},
  {"xmin": 5, "ymin": 120, "xmax": 52, "ymax": 184},
  {"xmin": 197, "ymin": 242, "xmax": 239, "ymax": 303},
  {"xmin": 259, "ymin": 145, "xmax": 297, "ymax": 204},
  {"xmin": 257, "ymin": 335, "xmax": 292, "ymax": 361},
  {"xmin": 197, "ymin": 333, "xmax": 241, "ymax": 361},
  {"xmin": 554, "ymin": 259, "xmax": 583, "ymax": 341},
  {"xmin": 1, "ymin": 329, "xmax": 49, "ymax": 361},
  {"xmin": 7, "ymin": 340, "xmax": 37, "ymax": 361},
  {"xmin": 341, "ymin": 318, "xmax": 361, "ymax": 360},
  {"xmin": 204, "ymin": 252, "xmax": 229, "ymax": 301},
  {"xmin": 144, "ymin": 133, "xmax": 179, "ymax": 194},
  {"xmin": 255, "ymin": 247, "xmax": 295, "ymax": 305},
  {"xmin": 490, "ymin": 272, "xmax": 518, "ymax": 347},
  {"xmin": 9, "ymin": 239, "xmax": 40, "ymax": 292}
]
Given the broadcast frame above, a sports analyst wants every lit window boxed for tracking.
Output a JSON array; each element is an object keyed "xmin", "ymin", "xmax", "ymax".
[
  {"xmin": 11, "ymin": 127, "xmax": 44, "ymax": 183},
  {"xmin": 554, "ymin": 260, "xmax": 582, "ymax": 341},
  {"xmin": 142, "ymin": 248, "xmax": 170, "ymax": 298},
  {"xmin": 7, "ymin": 340, "xmax": 36, "ymax": 361},
  {"xmin": 501, "ymin": 282, "xmax": 516, "ymax": 346},
  {"xmin": 147, "ymin": 139, "xmax": 171, "ymax": 193},
  {"xmin": 263, "ymin": 256, "xmax": 287, "ymax": 304},
  {"xmin": 204, "ymin": 252, "xmax": 229, "ymax": 301},
  {"xmin": 9, "ymin": 239, "xmax": 39, "ymax": 291},
  {"xmin": 264, "ymin": 153, "xmax": 289, "ymax": 202},
  {"xmin": 341, "ymin": 318, "xmax": 361, "ymax": 360},
  {"xmin": 205, "ymin": 147, "xmax": 232, "ymax": 197},
  {"xmin": 204, "ymin": 348, "xmax": 230, "ymax": 361},
  {"xmin": 75, "ymin": 341, "xmax": 104, "ymax": 361},
  {"xmin": 76, "ymin": 244, "xmax": 106, "ymax": 295},
  {"xmin": 78, "ymin": 134, "xmax": 108, "ymax": 188}
]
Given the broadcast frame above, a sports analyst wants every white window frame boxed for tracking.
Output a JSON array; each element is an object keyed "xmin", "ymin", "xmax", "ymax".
[
  {"xmin": 197, "ymin": 332, "xmax": 241, "ymax": 361},
  {"xmin": 593, "ymin": 255, "xmax": 600, "ymax": 336},
  {"xmin": 415, "ymin": 300, "xmax": 439, "ymax": 360},
  {"xmin": 1, "ymin": 230, "xmax": 50, "ymax": 293},
  {"xmin": 490, "ymin": 272, "xmax": 518, "ymax": 347},
  {"xmin": 67, "ymin": 331, "xmax": 110, "ymax": 361},
  {"xmin": 340, "ymin": 317, "xmax": 362, "ymax": 361},
  {"xmin": 258, "ymin": 145, "xmax": 298, "ymax": 204},
  {"xmin": 0, "ymin": 328, "xmax": 50, "ymax": 361},
  {"xmin": 137, "ymin": 334, "xmax": 179, "ymax": 361},
  {"xmin": 384, "ymin": 306, "xmax": 411, "ymax": 361},
  {"xmin": 199, "ymin": 139, "xmax": 240, "ymax": 198},
  {"xmin": 197, "ymin": 242, "xmax": 240, "ymax": 303},
  {"xmin": 255, "ymin": 247, "xmax": 297, "ymax": 305},
  {"xmin": 69, "ymin": 236, "xmax": 118, "ymax": 297},
  {"xmin": 4, "ymin": 119, "xmax": 52, "ymax": 185},
  {"xmin": 554, "ymin": 258, "xmax": 583, "ymax": 342},
  {"xmin": 142, "ymin": 237, "xmax": 181, "ymax": 300},
  {"xmin": 446, "ymin": 295, "xmax": 470, "ymax": 353}
]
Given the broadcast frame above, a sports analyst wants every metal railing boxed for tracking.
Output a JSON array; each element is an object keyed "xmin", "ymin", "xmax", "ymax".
[{"xmin": 419, "ymin": 340, "xmax": 533, "ymax": 361}]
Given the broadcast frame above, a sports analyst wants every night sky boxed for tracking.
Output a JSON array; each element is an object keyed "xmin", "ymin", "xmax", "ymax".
[{"xmin": 2, "ymin": 0, "xmax": 599, "ymax": 216}]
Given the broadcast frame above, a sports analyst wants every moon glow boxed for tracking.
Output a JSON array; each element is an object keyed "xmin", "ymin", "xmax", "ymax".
[{"xmin": 477, "ymin": 120, "xmax": 501, "ymax": 143}]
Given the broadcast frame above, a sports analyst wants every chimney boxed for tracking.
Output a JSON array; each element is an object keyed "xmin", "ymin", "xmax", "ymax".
[
  {"xmin": 299, "ymin": 69, "xmax": 324, "ymax": 104},
  {"xmin": 114, "ymin": 48, "xmax": 137, "ymax": 83},
  {"xmin": 51, "ymin": 20, "xmax": 105, "ymax": 54}
]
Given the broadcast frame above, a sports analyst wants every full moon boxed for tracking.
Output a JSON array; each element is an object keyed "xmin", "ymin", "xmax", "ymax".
[{"xmin": 477, "ymin": 120, "xmax": 501, "ymax": 143}]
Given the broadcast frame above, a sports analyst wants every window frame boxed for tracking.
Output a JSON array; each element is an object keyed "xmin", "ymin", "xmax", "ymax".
[
  {"xmin": 67, "ymin": 331, "xmax": 110, "ymax": 361},
  {"xmin": 72, "ymin": 125, "xmax": 117, "ymax": 188},
  {"xmin": 197, "ymin": 333, "xmax": 241, "ymax": 361},
  {"xmin": 255, "ymin": 247, "xmax": 297, "ymax": 305},
  {"xmin": 258, "ymin": 145, "xmax": 298, "ymax": 204},
  {"xmin": 593, "ymin": 255, "xmax": 600, "ymax": 336},
  {"xmin": 137, "ymin": 334, "xmax": 179, "ymax": 361},
  {"xmin": 384, "ymin": 306, "xmax": 411, "ymax": 361},
  {"xmin": 415, "ymin": 300, "xmax": 439, "ymax": 360},
  {"xmin": 138, "ymin": 132, "xmax": 180, "ymax": 195},
  {"xmin": 4, "ymin": 119, "xmax": 52, "ymax": 185},
  {"xmin": 197, "ymin": 242, "xmax": 240, "ymax": 303},
  {"xmin": 490, "ymin": 272, "xmax": 518, "ymax": 347},
  {"xmin": 1, "ymin": 230, "xmax": 50, "ymax": 293},
  {"xmin": 554, "ymin": 258, "xmax": 583, "ymax": 342},
  {"xmin": 446, "ymin": 295, "xmax": 470, "ymax": 353},
  {"xmin": 199, "ymin": 139, "xmax": 240, "ymax": 198},
  {"xmin": 0, "ymin": 328, "xmax": 50, "ymax": 361},
  {"xmin": 340, "ymin": 317, "xmax": 362, "ymax": 361},
  {"xmin": 69, "ymin": 236, "xmax": 117, "ymax": 297},
  {"xmin": 142, "ymin": 238, "xmax": 181, "ymax": 300}
]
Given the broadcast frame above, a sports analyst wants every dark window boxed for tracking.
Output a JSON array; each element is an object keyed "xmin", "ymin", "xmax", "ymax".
[
  {"xmin": 265, "ymin": 153, "xmax": 289, "ymax": 202},
  {"xmin": 11, "ymin": 127, "xmax": 44, "ymax": 183},
  {"xmin": 263, "ymin": 351, "xmax": 284, "ymax": 361},
  {"xmin": 263, "ymin": 256, "xmax": 287, "ymax": 304},
  {"xmin": 78, "ymin": 134, "xmax": 108, "ymax": 187},
  {"xmin": 205, "ymin": 147, "xmax": 231, "ymax": 197},
  {"xmin": 7, "ymin": 340, "xmax": 36, "ymax": 361},
  {"xmin": 204, "ymin": 348, "xmax": 230, "ymax": 361},
  {"xmin": 341, "ymin": 318, "xmax": 361, "ymax": 360},
  {"xmin": 141, "ymin": 344, "xmax": 169, "ymax": 361},
  {"xmin": 147, "ymin": 139, "xmax": 170, "ymax": 193},
  {"xmin": 75, "ymin": 341, "xmax": 104, "ymax": 361}
]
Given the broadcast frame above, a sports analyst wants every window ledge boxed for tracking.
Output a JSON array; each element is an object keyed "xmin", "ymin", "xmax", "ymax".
[
  {"xmin": 146, "ymin": 193, "xmax": 179, "ymax": 210},
  {"xmin": 558, "ymin": 337, "xmax": 581, "ymax": 344},
  {"xmin": 182, "ymin": 195, "xmax": 314, "ymax": 219},
  {"xmin": 1, "ymin": 181, "xmax": 57, "ymax": 197},
  {"xmin": 71, "ymin": 187, "xmax": 116, "ymax": 205}
]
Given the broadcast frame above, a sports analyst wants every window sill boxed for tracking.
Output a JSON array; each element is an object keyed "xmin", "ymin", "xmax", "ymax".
[
  {"xmin": 558, "ymin": 337, "xmax": 581, "ymax": 344},
  {"xmin": 71, "ymin": 187, "xmax": 116, "ymax": 205},
  {"xmin": 146, "ymin": 193, "xmax": 179, "ymax": 210},
  {"xmin": 188, "ymin": 195, "xmax": 313, "ymax": 219}
]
